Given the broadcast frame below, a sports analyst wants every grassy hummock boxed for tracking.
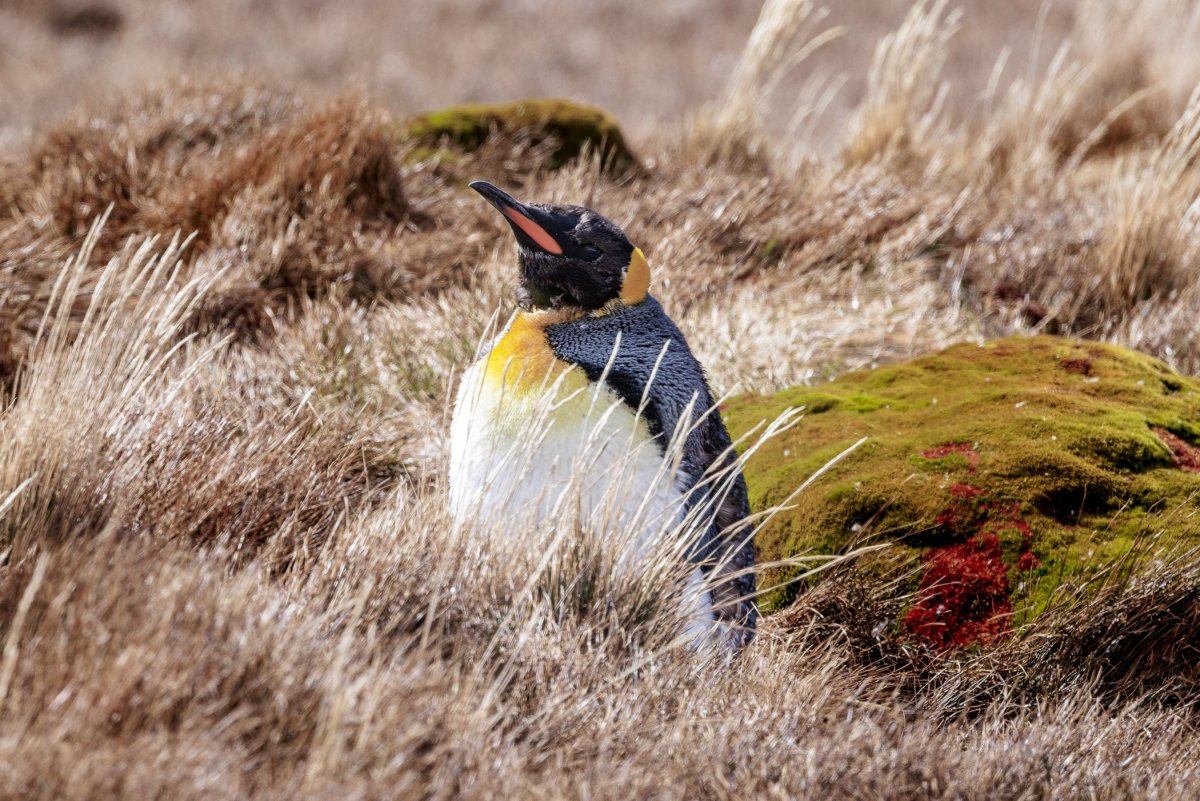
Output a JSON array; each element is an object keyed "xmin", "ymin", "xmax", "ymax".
[
  {"xmin": 400, "ymin": 98, "xmax": 639, "ymax": 171},
  {"xmin": 725, "ymin": 336, "xmax": 1200, "ymax": 647}
]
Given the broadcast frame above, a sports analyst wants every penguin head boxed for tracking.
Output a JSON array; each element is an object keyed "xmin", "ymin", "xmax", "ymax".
[{"xmin": 470, "ymin": 180, "xmax": 650, "ymax": 311}]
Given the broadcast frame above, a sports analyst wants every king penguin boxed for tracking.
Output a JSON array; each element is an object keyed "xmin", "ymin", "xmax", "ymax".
[{"xmin": 449, "ymin": 181, "xmax": 757, "ymax": 652}]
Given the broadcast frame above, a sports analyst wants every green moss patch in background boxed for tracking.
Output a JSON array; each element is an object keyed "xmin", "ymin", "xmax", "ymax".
[
  {"xmin": 400, "ymin": 98, "xmax": 639, "ymax": 171},
  {"xmin": 725, "ymin": 336, "xmax": 1200, "ymax": 648}
]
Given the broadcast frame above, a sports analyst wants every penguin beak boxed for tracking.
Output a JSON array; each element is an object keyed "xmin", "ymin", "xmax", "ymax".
[{"xmin": 469, "ymin": 180, "xmax": 566, "ymax": 256}]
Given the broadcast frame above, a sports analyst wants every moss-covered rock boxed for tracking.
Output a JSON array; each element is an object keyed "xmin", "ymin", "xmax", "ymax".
[
  {"xmin": 724, "ymin": 336, "xmax": 1200, "ymax": 648},
  {"xmin": 400, "ymin": 98, "xmax": 638, "ymax": 172}
]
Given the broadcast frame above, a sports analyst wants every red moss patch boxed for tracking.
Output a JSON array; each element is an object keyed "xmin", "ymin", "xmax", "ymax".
[
  {"xmin": 905, "ymin": 479, "xmax": 1039, "ymax": 651},
  {"xmin": 1154, "ymin": 428, "xmax": 1200, "ymax": 474},
  {"xmin": 1016, "ymin": 550, "xmax": 1042, "ymax": 571},
  {"xmin": 1059, "ymin": 357, "xmax": 1093, "ymax": 376},
  {"xmin": 934, "ymin": 483, "xmax": 986, "ymax": 532},
  {"xmin": 922, "ymin": 443, "xmax": 981, "ymax": 474},
  {"xmin": 904, "ymin": 533, "xmax": 1012, "ymax": 650}
]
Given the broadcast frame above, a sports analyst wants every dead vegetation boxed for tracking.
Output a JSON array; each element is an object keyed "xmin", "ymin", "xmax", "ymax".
[{"xmin": 1, "ymin": 0, "xmax": 1200, "ymax": 797}]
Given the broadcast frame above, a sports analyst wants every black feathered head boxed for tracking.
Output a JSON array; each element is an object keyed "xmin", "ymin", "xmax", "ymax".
[{"xmin": 470, "ymin": 181, "xmax": 650, "ymax": 311}]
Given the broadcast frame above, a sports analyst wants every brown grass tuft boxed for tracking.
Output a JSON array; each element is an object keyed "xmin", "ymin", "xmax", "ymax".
[
  {"xmin": 1095, "ymin": 88, "xmax": 1200, "ymax": 316},
  {"xmin": 0, "ymin": 81, "xmax": 426, "ymax": 380},
  {"xmin": 842, "ymin": 0, "xmax": 960, "ymax": 170}
]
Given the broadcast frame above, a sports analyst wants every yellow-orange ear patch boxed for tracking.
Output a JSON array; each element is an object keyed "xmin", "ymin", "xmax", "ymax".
[
  {"xmin": 620, "ymin": 247, "xmax": 651, "ymax": 305},
  {"xmin": 501, "ymin": 207, "xmax": 564, "ymax": 255}
]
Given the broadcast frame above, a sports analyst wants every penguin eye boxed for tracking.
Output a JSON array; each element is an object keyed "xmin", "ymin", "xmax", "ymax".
[{"xmin": 576, "ymin": 243, "xmax": 602, "ymax": 260}]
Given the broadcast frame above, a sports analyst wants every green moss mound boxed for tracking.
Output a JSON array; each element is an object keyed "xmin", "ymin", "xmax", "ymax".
[
  {"xmin": 724, "ymin": 336, "xmax": 1200, "ymax": 645},
  {"xmin": 400, "ymin": 98, "xmax": 638, "ymax": 171}
]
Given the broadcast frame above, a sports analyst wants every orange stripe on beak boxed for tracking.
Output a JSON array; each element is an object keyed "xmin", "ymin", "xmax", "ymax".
[{"xmin": 501, "ymin": 207, "xmax": 564, "ymax": 255}]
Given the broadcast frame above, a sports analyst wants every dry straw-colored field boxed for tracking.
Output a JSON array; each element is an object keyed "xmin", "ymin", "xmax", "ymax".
[{"xmin": 2, "ymin": 0, "xmax": 1200, "ymax": 797}]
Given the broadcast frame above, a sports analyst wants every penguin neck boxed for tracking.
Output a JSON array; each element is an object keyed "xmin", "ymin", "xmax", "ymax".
[
  {"xmin": 512, "ymin": 305, "xmax": 585, "ymax": 327},
  {"xmin": 515, "ymin": 280, "xmax": 583, "ymax": 315},
  {"xmin": 516, "ymin": 298, "xmax": 643, "ymax": 322}
]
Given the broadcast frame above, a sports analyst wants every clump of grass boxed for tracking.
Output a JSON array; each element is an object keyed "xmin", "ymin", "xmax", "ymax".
[
  {"xmin": 0, "ymin": 222, "xmax": 400, "ymax": 563},
  {"xmin": 842, "ymin": 0, "xmax": 960, "ymax": 170},
  {"xmin": 0, "ymin": 80, "xmax": 420, "ymax": 374},
  {"xmin": 692, "ymin": 0, "xmax": 843, "ymax": 163},
  {"xmin": 1097, "ymin": 87, "xmax": 1200, "ymax": 317}
]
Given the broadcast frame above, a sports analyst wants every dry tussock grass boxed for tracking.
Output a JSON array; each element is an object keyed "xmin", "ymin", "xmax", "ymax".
[
  {"xmin": 842, "ymin": 0, "xmax": 960, "ymax": 169},
  {"xmin": 1, "ymin": 80, "xmax": 421, "ymax": 351},
  {"xmin": 2, "ymin": 1, "xmax": 1200, "ymax": 797},
  {"xmin": 0, "ymin": 0, "xmax": 1076, "ymax": 151}
]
